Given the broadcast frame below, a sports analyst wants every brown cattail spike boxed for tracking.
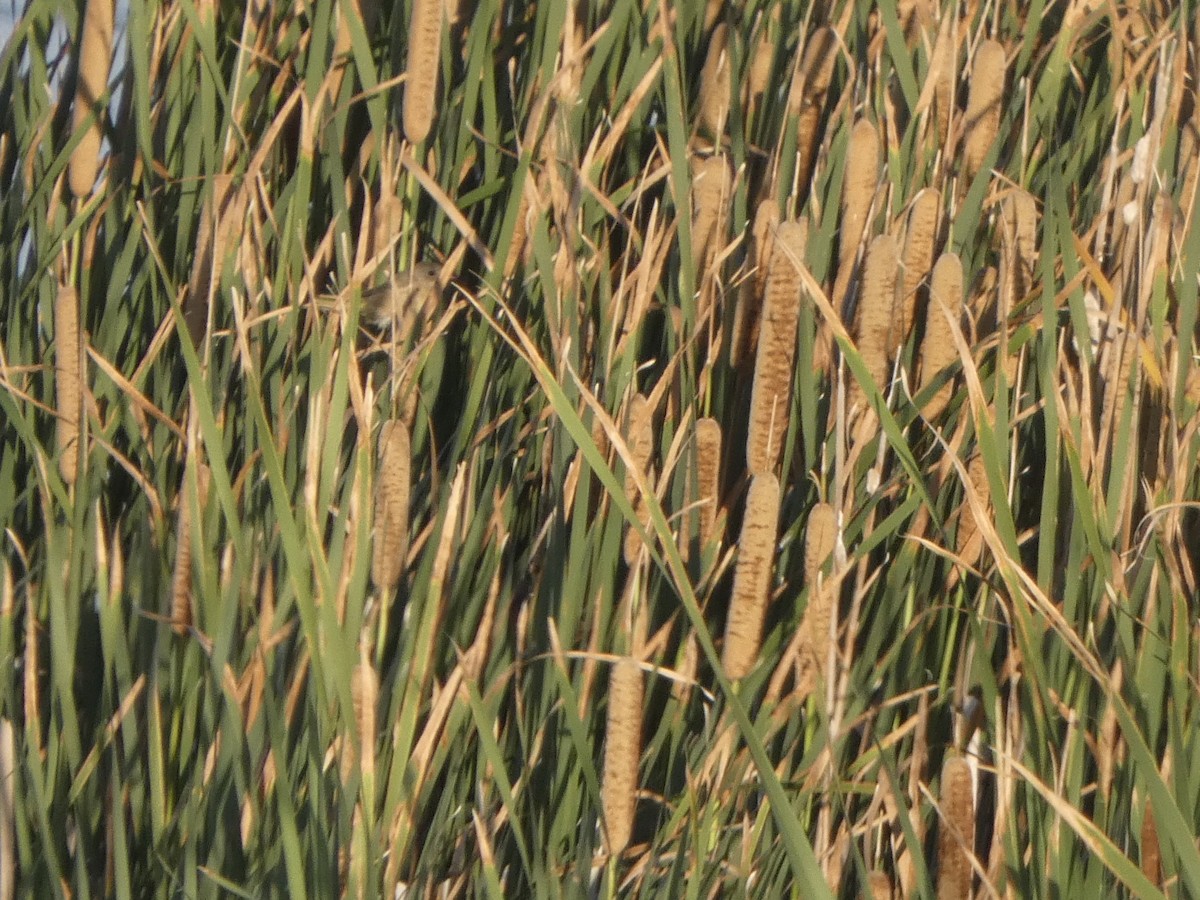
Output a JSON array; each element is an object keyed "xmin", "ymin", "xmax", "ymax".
[
  {"xmin": 170, "ymin": 498, "xmax": 195, "ymax": 636},
  {"xmin": 746, "ymin": 220, "xmax": 807, "ymax": 476},
  {"xmin": 838, "ymin": 119, "xmax": 882, "ymax": 279},
  {"xmin": 730, "ymin": 200, "xmax": 779, "ymax": 370},
  {"xmin": 803, "ymin": 502, "xmax": 837, "ymax": 587},
  {"xmin": 788, "ymin": 26, "xmax": 839, "ymax": 116},
  {"xmin": 796, "ymin": 502, "xmax": 837, "ymax": 696},
  {"xmin": 722, "ymin": 472, "xmax": 781, "ymax": 679},
  {"xmin": 372, "ymin": 420, "xmax": 412, "ymax": 591},
  {"xmin": 896, "ymin": 188, "xmax": 941, "ymax": 356},
  {"xmin": 867, "ymin": 870, "xmax": 893, "ymax": 900},
  {"xmin": 1141, "ymin": 801, "xmax": 1161, "ymax": 887},
  {"xmin": 1006, "ymin": 188, "xmax": 1038, "ymax": 278},
  {"xmin": 694, "ymin": 417, "xmax": 723, "ymax": 548},
  {"xmin": 504, "ymin": 177, "xmax": 536, "ymax": 282},
  {"xmin": 928, "ymin": 14, "xmax": 956, "ymax": 142},
  {"xmin": 348, "ymin": 659, "xmax": 379, "ymax": 784},
  {"xmin": 690, "ymin": 154, "xmax": 733, "ymax": 274},
  {"xmin": 745, "ymin": 13, "xmax": 776, "ymax": 120},
  {"xmin": 848, "ymin": 234, "xmax": 899, "ymax": 425},
  {"xmin": 622, "ymin": 394, "xmax": 655, "ymax": 564},
  {"xmin": 602, "ymin": 656, "xmax": 644, "ymax": 854},
  {"xmin": 697, "ymin": 24, "xmax": 731, "ymax": 143},
  {"xmin": 69, "ymin": 0, "xmax": 115, "ymax": 197},
  {"xmin": 936, "ymin": 753, "xmax": 975, "ymax": 900},
  {"xmin": 403, "ymin": 0, "xmax": 443, "ymax": 143},
  {"xmin": 171, "ymin": 461, "xmax": 210, "ymax": 636},
  {"xmin": 54, "ymin": 284, "xmax": 82, "ymax": 485},
  {"xmin": 963, "ymin": 40, "xmax": 1006, "ymax": 179},
  {"xmin": 918, "ymin": 253, "xmax": 964, "ymax": 419},
  {"xmin": 791, "ymin": 26, "xmax": 839, "ymax": 193},
  {"xmin": 956, "ymin": 453, "xmax": 990, "ymax": 570}
]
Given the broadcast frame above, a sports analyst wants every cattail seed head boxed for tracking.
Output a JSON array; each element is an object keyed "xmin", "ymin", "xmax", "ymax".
[
  {"xmin": 745, "ymin": 14, "xmax": 776, "ymax": 112},
  {"xmin": 622, "ymin": 394, "xmax": 655, "ymax": 564},
  {"xmin": 746, "ymin": 220, "xmax": 807, "ymax": 476},
  {"xmin": 867, "ymin": 870, "xmax": 893, "ymax": 900},
  {"xmin": 838, "ymin": 118, "xmax": 882, "ymax": 274},
  {"xmin": 171, "ymin": 461, "xmax": 210, "ymax": 636},
  {"xmin": 788, "ymin": 26, "xmax": 838, "ymax": 116},
  {"xmin": 690, "ymin": 154, "xmax": 732, "ymax": 273},
  {"xmin": 956, "ymin": 453, "xmax": 990, "ymax": 569},
  {"xmin": 963, "ymin": 40, "xmax": 1006, "ymax": 179},
  {"xmin": 403, "ymin": 0, "xmax": 443, "ymax": 143},
  {"xmin": 929, "ymin": 14, "xmax": 956, "ymax": 141},
  {"xmin": 602, "ymin": 657, "xmax": 644, "ymax": 854},
  {"xmin": 1004, "ymin": 188, "xmax": 1038, "ymax": 276},
  {"xmin": 371, "ymin": 192, "xmax": 405, "ymax": 263},
  {"xmin": 69, "ymin": 0, "xmax": 115, "ymax": 197},
  {"xmin": 1141, "ymin": 801, "xmax": 1161, "ymax": 886},
  {"xmin": 722, "ymin": 472, "xmax": 781, "ymax": 679},
  {"xmin": 796, "ymin": 501, "xmax": 837, "ymax": 697},
  {"xmin": 694, "ymin": 417, "xmax": 723, "ymax": 548},
  {"xmin": 918, "ymin": 253, "xmax": 964, "ymax": 419},
  {"xmin": 896, "ymin": 188, "xmax": 941, "ymax": 356},
  {"xmin": 346, "ymin": 659, "xmax": 379, "ymax": 783},
  {"xmin": 54, "ymin": 284, "xmax": 82, "ymax": 485},
  {"xmin": 170, "ymin": 502, "xmax": 195, "ymax": 636},
  {"xmin": 803, "ymin": 502, "xmax": 837, "ymax": 587},
  {"xmin": 936, "ymin": 753, "xmax": 976, "ymax": 900},
  {"xmin": 849, "ymin": 234, "xmax": 899, "ymax": 420},
  {"xmin": 504, "ymin": 177, "xmax": 536, "ymax": 281},
  {"xmin": 372, "ymin": 420, "xmax": 411, "ymax": 591},
  {"xmin": 731, "ymin": 200, "xmax": 779, "ymax": 369},
  {"xmin": 697, "ymin": 23, "xmax": 731, "ymax": 142},
  {"xmin": 790, "ymin": 27, "xmax": 838, "ymax": 192}
]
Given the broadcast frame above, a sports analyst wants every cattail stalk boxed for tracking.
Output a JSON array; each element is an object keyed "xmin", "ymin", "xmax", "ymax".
[
  {"xmin": 936, "ymin": 754, "xmax": 975, "ymax": 900},
  {"xmin": 54, "ymin": 285, "xmax": 82, "ymax": 485},
  {"xmin": 69, "ymin": 0, "xmax": 115, "ymax": 197},
  {"xmin": 372, "ymin": 420, "xmax": 411, "ymax": 591},
  {"xmin": 746, "ymin": 220, "xmax": 807, "ymax": 476},
  {"xmin": 963, "ymin": 40, "xmax": 1005, "ymax": 179},
  {"xmin": 0, "ymin": 717, "xmax": 13, "ymax": 896},
  {"xmin": 403, "ymin": 0, "xmax": 443, "ymax": 143},
  {"xmin": 601, "ymin": 656, "xmax": 644, "ymax": 854},
  {"xmin": 722, "ymin": 473, "xmax": 781, "ymax": 679}
]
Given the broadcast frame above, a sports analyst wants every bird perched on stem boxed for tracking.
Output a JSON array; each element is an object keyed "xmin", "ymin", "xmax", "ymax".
[{"xmin": 355, "ymin": 260, "xmax": 443, "ymax": 332}]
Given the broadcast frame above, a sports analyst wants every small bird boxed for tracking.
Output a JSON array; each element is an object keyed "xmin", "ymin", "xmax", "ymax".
[{"xmin": 356, "ymin": 260, "xmax": 443, "ymax": 332}]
